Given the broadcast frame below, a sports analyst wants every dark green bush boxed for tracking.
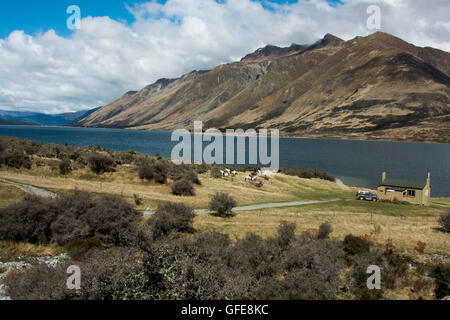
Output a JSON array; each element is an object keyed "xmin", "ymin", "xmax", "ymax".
[
  {"xmin": 183, "ymin": 170, "xmax": 201, "ymax": 185},
  {"xmin": 277, "ymin": 220, "xmax": 296, "ymax": 249},
  {"xmin": 148, "ymin": 202, "xmax": 196, "ymax": 240},
  {"xmin": 438, "ymin": 211, "xmax": 450, "ymax": 232},
  {"xmin": 280, "ymin": 166, "xmax": 336, "ymax": 182},
  {"xmin": 138, "ymin": 163, "xmax": 154, "ymax": 180},
  {"xmin": 0, "ymin": 191, "xmax": 142, "ymax": 247},
  {"xmin": 343, "ymin": 235, "xmax": 371, "ymax": 255},
  {"xmin": 153, "ymin": 160, "xmax": 168, "ymax": 184},
  {"xmin": 209, "ymin": 192, "xmax": 237, "ymax": 217},
  {"xmin": 87, "ymin": 153, "xmax": 115, "ymax": 175},
  {"xmin": 59, "ymin": 159, "xmax": 72, "ymax": 175},
  {"xmin": 279, "ymin": 239, "xmax": 345, "ymax": 300},
  {"xmin": 66, "ymin": 237, "xmax": 103, "ymax": 260},
  {"xmin": 318, "ymin": 222, "xmax": 333, "ymax": 239},
  {"xmin": 0, "ymin": 195, "xmax": 58, "ymax": 243},
  {"xmin": 171, "ymin": 180, "xmax": 195, "ymax": 196},
  {"xmin": 210, "ymin": 166, "xmax": 222, "ymax": 178},
  {"xmin": 0, "ymin": 150, "xmax": 32, "ymax": 169},
  {"xmin": 433, "ymin": 264, "xmax": 450, "ymax": 299},
  {"xmin": 52, "ymin": 193, "xmax": 142, "ymax": 246},
  {"xmin": 5, "ymin": 248, "xmax": 149, "ymax": 300}
]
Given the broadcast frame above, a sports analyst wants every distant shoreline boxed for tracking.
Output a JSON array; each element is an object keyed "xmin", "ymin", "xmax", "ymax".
[{"xmin": 3, "ymin": 123, "xmax": 448, "ymax": 145}]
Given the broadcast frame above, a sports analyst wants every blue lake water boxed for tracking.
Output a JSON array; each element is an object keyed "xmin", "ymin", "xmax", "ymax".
[{"xmin": 1, "ymin": 125, "xmax": 449, "ymax": 197}]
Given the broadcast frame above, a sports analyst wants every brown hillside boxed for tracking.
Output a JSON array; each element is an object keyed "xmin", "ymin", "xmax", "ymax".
[{"xmin": 76, "ymin": 32, "xmax": 450, "ymax": 143}]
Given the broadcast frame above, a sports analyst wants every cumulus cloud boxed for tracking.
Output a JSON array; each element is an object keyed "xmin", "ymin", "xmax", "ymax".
[{"xmin": 0, "ymin": 0, "xmax": 448, "ymax": 113}]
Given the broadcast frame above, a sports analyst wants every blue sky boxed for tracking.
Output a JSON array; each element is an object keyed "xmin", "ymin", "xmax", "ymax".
[{"xmin": 0, "ymin": 0, "xmax": 342, "ymax": 38}]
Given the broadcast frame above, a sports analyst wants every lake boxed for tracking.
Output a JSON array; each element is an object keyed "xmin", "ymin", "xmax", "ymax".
[{"xmin": 1, "ymin": 125, "xmax": 449, "ymax": 197}]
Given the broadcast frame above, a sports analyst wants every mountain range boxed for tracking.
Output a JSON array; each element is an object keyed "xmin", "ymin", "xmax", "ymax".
[
  {"xmin": 0, "ymin": 108, "xmax": 101, "ymax": 126},
  {"xmin": 71, "ymin": 32, "xmax": 449, "ymax": 144}
]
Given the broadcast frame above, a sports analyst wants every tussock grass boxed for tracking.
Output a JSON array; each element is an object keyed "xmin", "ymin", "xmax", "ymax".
[
  {"xmin": 0, "ymin": 165, "xmax": 351, "ymax": 210},
  {"xmin": 0, "ymin": 241, "xmax": 64, "ymax": 262},
  {"xmin": 0, "ymin": 182, "xmax": 27, "ymax": 207},
  {"xmin": 195, "ymin": 199, "xmax": 450, "ymax": 255}
]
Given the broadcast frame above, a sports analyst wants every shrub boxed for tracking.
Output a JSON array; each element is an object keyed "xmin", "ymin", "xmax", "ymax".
[
  {"xmin": 228, "ymin": 233, "xmax": 281, "ymax": 280},
  {"xmin": 66, "ymin": 237, "xmax": 103, "ymax": 260},
  {"xmin": 280, "ymin": 166, "xmax": 336, "ymax": 182},
  {"xmin": 0, "ymin": 190, "xmax": 142, "ymax": 246},
  {"xmin": 343, "ymin": 235, "xmax": 371, "ymax": 255},
  {"xmin": 1, "ymin": 150, "xmax": 32, "ymax": 169},
  {"xmin": 87, "ymin": 153, "xmax": 114, "ymax": 175},
  {"xmin": 133, "ymin": 194, "xmax": 143, "ymax": 206},
  {"xmin": 254, "ymin": 181, "xmax": 264, "ymax": 188},
  {"xmin": 0, "ymin": 195, "xmax": 58, "ymax": 243},
  {"xmin": 433, "ymin": 264, "xmax": 450, "ymax": 299},
  {"xmin": 210, "ymin": 166, "xmax": 222, "ymax": 179},
  {"xmin": 5, "ymin": 248, "xmax": 149, "ymax": 300},
  {"xmin": 148, "ymin": 202, "xmax": 196, "ymax": 240},
  {"xmin": 277, "ymin": 220, "xmax": 296, "ymax": 249},
  {"xmin": 59, "ymin": 159, "xmax": 72, "ymax": 175},
  {"xmin": 171, "ymin": 180, "xmax": 195, "ymax": 196},
  {"xmin": 153, "ymin": 161, "xmax": 168, "ymax": 184},
  {"xmin": 318, "ymin": 222, "xmax": 333, "ymax": 240},
  {"xmin": 209, "ymin": 192, "xmax": 237, "ymax": 217},
  {"xmin": 438, "ymin": 211, "xmax": 450, "ymax": 232},
  {"xmin": 347, "ymin": 250, "xmax": 385, "ymax": 300},
  {"xmin": 51, "ymin": 193, "xmax": 142, "ymax": 246},
  {"xmin": 138, "ymin": 163, "xmax": 154, "ymax": 180},
  {"xmin": 280, "ymin": 239, "xmax": 345, "ymax": 300},
  {"xmin": 183, "ymin": 170, "xmax": 201, "ymax": 185}
]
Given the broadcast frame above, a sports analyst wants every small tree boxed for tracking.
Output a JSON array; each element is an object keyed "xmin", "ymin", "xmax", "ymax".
[
  {"xmin": 59, "ymin": 159, "xmax": 72, "ymax": 175},
  {"xmin": 211, "ymin": 167, "xmax": 222, "ymax": 179},
  {"xmin": 153, "ymin": 161, "xmax": 168, "ymax": 184},
  {"xmin": 138, "ymin": 164, "xmax": 154, "ymax": 181},
  {"xmin": 171, "ymin": 180, "xmax": 195, "ymax": 196},
  {"xmin": 148, "ymin": 202, "xmax": 196, "ymax": 239},
  {"xmin": 184, "ymin": 170, "xmax": 201, "ymax": 185},
  {"xmin": 318, "ymin": 222, "xmax": 333, "ymax": 240},
  {"xmin": 87, "ymin": 153, "xmax": 114, "ymax": 175},
  {"xmin": 277, "ymin": 220, "xmax": 296, "ymax": 249},
  {"xmin": 343, "ymin": 235, "xmax": 371, "ymax": 255},
  {"xmin": 438, "ymin": 211, "xmax": 450, "ymax": 232},
  {"xmin": 209, "ymin": 192, "xmax": 237, "ymax": 217}
]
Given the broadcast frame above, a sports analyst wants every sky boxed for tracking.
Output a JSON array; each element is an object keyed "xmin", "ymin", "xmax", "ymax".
[{"xmin": 0, "ymin": 0, "xmax": 448, "ymax": 114}]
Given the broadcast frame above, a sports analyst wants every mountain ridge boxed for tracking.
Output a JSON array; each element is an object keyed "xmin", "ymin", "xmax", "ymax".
[{"xmin": 75, "ymin": 32, "xmax": 450, "ymax": 143}]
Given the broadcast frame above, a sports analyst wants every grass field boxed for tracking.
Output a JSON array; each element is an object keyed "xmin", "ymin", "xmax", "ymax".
[
  {"xmin": 195, "ymin": 199, "xmax": 450, "ymax": 257},
  {"xmin": 0, "ymin": 182, "xmax": 27, "ymax": 207},
  {"xmin": 0, "ymin": 164, "xmax": 352, "ymax": 210},
  {"xmin": 0, "ymin": 161, "xmax": 449, "ymax": 260}
]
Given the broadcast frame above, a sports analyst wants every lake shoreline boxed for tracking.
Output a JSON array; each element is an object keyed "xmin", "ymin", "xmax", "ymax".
[
  {"xmin": 1, "ymin": 125, "xmax": 449, "ymax": 197},
  {"xmin": 36, "ymin": 124, "xmax": 450, "ymax": 145}
]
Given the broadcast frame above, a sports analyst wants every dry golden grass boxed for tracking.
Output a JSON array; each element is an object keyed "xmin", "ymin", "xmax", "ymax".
[
  {"xmin": 1, "ymin": 160, "xmax": 448, "ymax": 258},
  {"xmin": 0, "ymin": 164, "xmax": 351, "ymax": 210},
  {"xmin": 195, "ymin": 199, "xmax": 450, "ymax": 256},
  {"xmin": 0, "ymin": 182, "xmax": 27, "ymax": 207},
  {"xmin": 0, "ymin": 241, "xmax": 64, "ymax": 261}
]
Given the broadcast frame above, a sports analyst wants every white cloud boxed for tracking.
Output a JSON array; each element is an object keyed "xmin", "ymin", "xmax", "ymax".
[{"xmin": 0, "ymin": 0, "xmax": 448, "ymax": 113}]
